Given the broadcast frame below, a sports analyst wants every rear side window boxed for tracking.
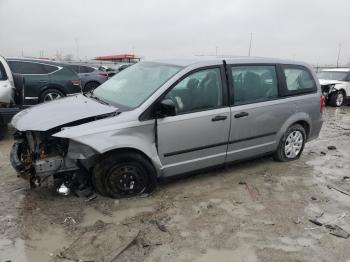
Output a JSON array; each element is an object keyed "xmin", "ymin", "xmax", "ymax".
[
  {"xmin": 231, "ymin": 65, "xmax": 278, "ymax": 105},
  {"xmin": 281, "ymin": 66, "xmax": 316, "ymax": 95},
  {"xmin": 79, "ymin": 66, "xmax": 94, "ymax": 73},
  {"xmin": 0, "ymin": 62, "xmax": 7, "ymax": 80},
  {"xmin": 8, "ymin": 61, "xmax": 47, "ymax": 74},
  {"xmin": 41, "ymin": 64, "xmax": 58, "ymax": 74},
  {"xmin": 8, "ymin": 61, "xmax": 22, "ymax": 73},
  {"xmin": 68, "ymin": 65, "xmax": 80, "ymax": 73}
]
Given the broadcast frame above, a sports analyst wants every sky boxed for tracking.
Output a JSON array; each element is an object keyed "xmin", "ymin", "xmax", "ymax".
[{"xmin": 0, "ymin": 0, "xmax": 349, "ymax": 66}]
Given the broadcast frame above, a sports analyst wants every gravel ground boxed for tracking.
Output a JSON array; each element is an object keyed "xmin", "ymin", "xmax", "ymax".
[{"xmin": 0, "ymin": 107, "xmax": 350, "ymax": 262}]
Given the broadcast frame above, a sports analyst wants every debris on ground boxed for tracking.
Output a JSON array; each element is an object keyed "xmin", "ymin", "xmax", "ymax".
[
  {"xmin": 59, "ymin": 222, "xmax": 139, "ymax": 262},
  {"xmin": 311, "ymin": 196, "xmax": 317, "ymax": 201},
  {"xmin": 293, "ymin": 217, "xmax": 301, "ymax": 224},
  {"xmin": 327, "ymin": 225, "xmax": 350, "ymax": 239},
  {"xmin": 63, "ymin": 216, "xmax": 77, "ymax": 226},
  {"xmin": 320, "ymin": 151, "xmax": 327, "ymax": 155},
  {"xmin": 327, "ymin": 145, "xmax": 337, "ymax": 150},
  {"xmin": 309, "ymin": 218, "xmax": 323, "ymax": 226},
  {"xmin": 244, "ymin": 182, "xmax": 260, "ymax": 201},
  {"xmin": 327, "ymin": 184, "xmax": 350, "ymax": 196},
  {"xmin": 306, "ymin": 213, "xmax": 349, "ymax": 238}
]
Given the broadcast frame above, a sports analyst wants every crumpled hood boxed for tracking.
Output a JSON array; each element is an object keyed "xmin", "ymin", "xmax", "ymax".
[
  {"xmin": 319, "ymin": 79, "xmax": 345, "ymax": 86},
  {"xmin": 11, "ymin": 94, "xmax": 117, "ymax": 131}
]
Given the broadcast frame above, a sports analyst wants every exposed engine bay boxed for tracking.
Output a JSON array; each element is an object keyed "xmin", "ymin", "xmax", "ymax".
[{"xmin": 10, "ymin": 130, "xmax": 79, "ymax": 187}]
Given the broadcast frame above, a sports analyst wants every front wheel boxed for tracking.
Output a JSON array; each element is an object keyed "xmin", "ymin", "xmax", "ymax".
[
  {"xmin": 92, "ymin": 152, "xmax": 157, "ymax": 198},
  {"xmin": 329, "ymin": 91, "xmax": 345, "ymax": 107},
  {"xmin": 273, "ymin": 124, "xmax": 306, "ymax": 162}
]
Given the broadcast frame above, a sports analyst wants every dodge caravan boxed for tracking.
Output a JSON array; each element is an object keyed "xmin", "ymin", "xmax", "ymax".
[{"xmin": 10, "ymin": 58, "xmax": 324, "ymax": 198}]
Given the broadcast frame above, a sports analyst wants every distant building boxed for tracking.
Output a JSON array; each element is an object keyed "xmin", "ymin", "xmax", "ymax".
[{"xmin": 94, "ymin": 54, "xmax": 141, "ymax": 63}]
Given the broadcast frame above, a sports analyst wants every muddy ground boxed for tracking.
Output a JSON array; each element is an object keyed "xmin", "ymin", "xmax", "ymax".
[{"xmin": 1, "ymin": 107, "xmax": 350, "ymax": 262}]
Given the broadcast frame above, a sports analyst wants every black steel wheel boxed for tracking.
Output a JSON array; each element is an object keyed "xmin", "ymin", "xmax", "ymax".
[
  {"xmin": 105, "ymin": 162, "xmax": 148, "ymax": 197},
  {"xmin": 92, "ymin": 152, "xmax": 157, "ymax": 198}
]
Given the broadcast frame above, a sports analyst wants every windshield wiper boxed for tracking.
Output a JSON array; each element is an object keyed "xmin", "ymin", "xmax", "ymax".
[{"xmin": 89, "ymin": 93, "xmax": 110, "ymax": 106}]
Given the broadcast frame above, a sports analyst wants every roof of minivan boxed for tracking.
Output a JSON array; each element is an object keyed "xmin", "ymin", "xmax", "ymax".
[
  {"xmin": 320, "ymin": 68, "xmax": 350, "ymax": 72},
  {"xmin": 151, "ymin": 56, "xmax": 307, "ymax": 67}
]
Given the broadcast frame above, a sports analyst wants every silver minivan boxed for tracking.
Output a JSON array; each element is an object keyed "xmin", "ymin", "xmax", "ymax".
[{"xmin": 10, "ymin": 58, "xmax": 324, "ymax": 198}]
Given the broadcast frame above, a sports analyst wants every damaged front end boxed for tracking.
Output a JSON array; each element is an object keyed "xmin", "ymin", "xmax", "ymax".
[
  {"xmin": 10, "ymin": 129, "xmax": 97, "ymax": 192},
  {"xmin": 321, "ymin": 84, "xmax": 337, "ymax": 99}
]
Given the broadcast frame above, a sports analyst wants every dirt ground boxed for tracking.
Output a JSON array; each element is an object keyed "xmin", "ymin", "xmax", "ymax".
[{"xmin": 1, "ymin": 107, "xmax": 350, "ymax": 262}]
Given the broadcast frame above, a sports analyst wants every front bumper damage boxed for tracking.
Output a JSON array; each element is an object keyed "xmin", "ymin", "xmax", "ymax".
[{"xmin": 10, "ymin": 130, "xmax": 97, "ymax": 190}]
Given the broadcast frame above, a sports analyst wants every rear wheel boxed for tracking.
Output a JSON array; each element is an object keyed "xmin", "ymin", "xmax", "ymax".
[
  {"xmin": 40, "ymin": 89, "xmax": 65, "ymax": 103},
  {"xmin": 0, "ymin": 117, "xmax": 7, "ymax": 140},
  {"xmin": 273, "ymin": 124, "xmax": 306, "ymax": 162},
  {"xmin": 83, "ymin": 81, "xmax": 100, "ymax": 94},
  {"xmin": 92, "ymin": 152, "xmax": 157, "ymax": 198},
  {"xmin": 329, "ymin": 91, "xmax": 345, "ymax": 107}
]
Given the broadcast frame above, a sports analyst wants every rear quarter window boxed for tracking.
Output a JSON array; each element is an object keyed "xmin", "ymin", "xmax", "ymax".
[
  {"xmin": 80, "ymin": 66, "xmax": 94, "ymax": 73},
  {"xmin": 42, "ymin": 64, "xmax": 59, "ymax": 74},
  {"xmin": 281, "ymin": 65, "xmax": 317, "ymax": 96},
  {"xmin": 9, "ymin": 61, "xmax": 47, "ymax": 74}
]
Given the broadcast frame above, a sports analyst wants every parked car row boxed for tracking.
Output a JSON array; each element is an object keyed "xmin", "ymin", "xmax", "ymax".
[{"xmin": 0, "ymin": 57, "xmax": 116, "ymax": 139}]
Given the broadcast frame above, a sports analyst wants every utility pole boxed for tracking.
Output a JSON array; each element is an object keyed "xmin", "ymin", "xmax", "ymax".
[
  {"xmin": 215, "ymin": 46, "xmax": 218, "ymax": 56},
  {"xmin": 75, "ymin": 38, "xmax": 80, "ymax": 61},
  {"xmin": 248, "ymin": 32, "xmax": 253, "ymax": 56},
  {"xmin": 336, "ymin": 43, "xmax": 341, "ymax": 67}
]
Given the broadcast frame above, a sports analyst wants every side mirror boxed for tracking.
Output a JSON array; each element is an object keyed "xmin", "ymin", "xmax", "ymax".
[{"xmin": 156, "ymin": 99, "xmax": 176, "ymax": 118}]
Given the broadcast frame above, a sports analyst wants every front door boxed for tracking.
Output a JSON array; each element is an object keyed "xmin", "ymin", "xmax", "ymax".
[{"xmin": 157, "ymin": 67, "xmax": 231, "ymax": 177}]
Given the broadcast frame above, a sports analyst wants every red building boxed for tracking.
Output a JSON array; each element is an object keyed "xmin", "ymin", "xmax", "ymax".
[{"xmin": 94, "ymin": 54, "xmax": 141, "ymax": 63}]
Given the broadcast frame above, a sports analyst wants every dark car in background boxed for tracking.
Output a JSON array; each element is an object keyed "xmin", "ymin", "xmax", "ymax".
[
  {"xmin": 98, "ymin": 63, "xmax": 133, "ymax": 78},
  {"xmin": 66, "ymin": 64, "xmax": 108, "ymax": 93},
  {"xmin": 7, "ymin": 58, "xmax": 81, "ymax": 105}
]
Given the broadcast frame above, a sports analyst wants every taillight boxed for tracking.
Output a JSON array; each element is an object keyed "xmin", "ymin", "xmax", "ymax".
[
  {"xmin": 320, "ymin": 95, "xmax": 326, "ymax": 113},
  {"xmin": 99, "ymin": 72, "xmax": 108, "ymax": 77},
  {"xmin": 70, "ymin": 80, "xmax": 81, "ymax": 86}
]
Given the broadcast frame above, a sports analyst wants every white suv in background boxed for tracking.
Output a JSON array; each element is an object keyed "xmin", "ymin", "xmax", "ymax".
[{"xmin": 317, "ymin": 68, "xmax": 350, "ymax": 107}]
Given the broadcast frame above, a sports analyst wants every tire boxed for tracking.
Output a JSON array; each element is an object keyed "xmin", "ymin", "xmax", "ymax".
[
  {"xmin": 0, "ymin": 117, "xmax": 7, "ymax": 140},
  {"xmin": 92, "ymin": 152, "xmax": 157, "ymax": 198},
  {"xmin": 329, "ymin": 91, "xmax": 345, "ymax": 107},
  {"xmin": 83, "ymin": 81, "xmax": 100, "ymax": 94},
  {"xmin": 39, "ymin": 89, "xmax": 65, "ymax": 103},
  {"xmin": 273, "ymin": 124, "xmax": 306, "ymax": 162}
]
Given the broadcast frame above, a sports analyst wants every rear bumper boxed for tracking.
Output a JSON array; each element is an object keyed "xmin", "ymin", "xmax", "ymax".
[
  {"xmin": 0, "ymin": 107, "xmax": 20, "ymax": 125},
  {"xmin": 308, "ymin": 119, "xmax": 323, "ymax": 142}
]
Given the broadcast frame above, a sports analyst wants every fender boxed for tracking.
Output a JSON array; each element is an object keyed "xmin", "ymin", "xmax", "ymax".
[
  {"xmin": 276, "ymin": 112, "xmax": 312, "ymax": 144},
  {"xmin": 54, "ymin": 120, "xmax": 163, "ymax": 176}
]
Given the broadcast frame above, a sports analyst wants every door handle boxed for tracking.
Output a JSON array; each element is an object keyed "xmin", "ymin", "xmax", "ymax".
[
  {"xmin": 39, "ymin": 80, "xmax": 48, "ymax": 83},
  {"xmin": 212, "ymin": 115, "xmax": 227, "ymax": 121},
  {"xmin": 234, "ymin": 112, "xmax": 249, "ymax": 118}
]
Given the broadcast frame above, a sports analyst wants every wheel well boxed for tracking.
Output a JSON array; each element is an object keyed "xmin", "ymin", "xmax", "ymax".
[
  {"xmin": 293, "ymin": 120, "xmax": 310, "ymax": 139},
  {"xmin": 339, "ymin": 89, "xmax": 346, "ymax": 96},
  {"xmin": 84, "ymin": 81, "xmax": 100, "ymax": 88},
  {"xmin": 40, "ymin": 86, "xmax": 66, "ymax": 98},
  {"xmin": 101, "ymin": 147, "xmax": 155, "ymax": 169}
]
